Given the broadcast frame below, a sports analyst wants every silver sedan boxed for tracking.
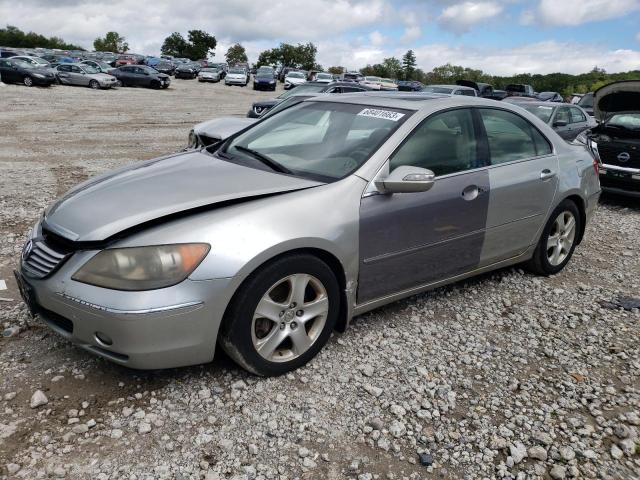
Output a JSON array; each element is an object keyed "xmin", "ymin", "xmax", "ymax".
[
  {"xmin": 56, "ymin": 63, "xmax": 117, "ymax": 89},
  {"xmin": 16, "ymin": 94, "xmax": 601, "ymax": 376}
]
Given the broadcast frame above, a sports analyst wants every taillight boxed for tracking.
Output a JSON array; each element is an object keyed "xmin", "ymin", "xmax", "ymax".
[{"xmin": 592, "ymin": 157, "xmax": 599, "ymax": 175}]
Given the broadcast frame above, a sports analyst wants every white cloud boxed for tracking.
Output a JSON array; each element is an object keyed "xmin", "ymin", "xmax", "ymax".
[
  {"xmin": 438, "ymin": 1, "xmax": 503, "ymax": 33},
  {"xmin": 368, "ymin": 31, "xmax": 386, "ymax": 46},
  {"xmin": 637, "ymin": 32, "xmax": 640, "ymax": 42},
  {"xmin": 533, "ymin": 0, "xmax": 640, "ymax": 26},
  {"xmin": 411, "ymin": 41, "xmax": 640, "ymax": 75}
]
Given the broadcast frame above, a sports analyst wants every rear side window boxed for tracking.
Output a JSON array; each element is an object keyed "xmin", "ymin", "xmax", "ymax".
[
  {"xmin": 479, "ymin": 109, "xmax": 552, "ymax": 164},
  {"xmin": 390, "ymin": 108, "xmax": 479, "ymax": 176},
  {"xmin": 569, "ymin": 107, "xmax": 586, "ymax": 123}
]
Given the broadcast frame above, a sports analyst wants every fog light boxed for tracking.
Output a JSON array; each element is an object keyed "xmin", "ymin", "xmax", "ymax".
[{"xmin": 95, "ymin": 331, "xmax": 113, "ymax": 346}]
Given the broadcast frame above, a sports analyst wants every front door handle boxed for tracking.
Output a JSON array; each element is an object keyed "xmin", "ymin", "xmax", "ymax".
[
  {"xmin": 540, "ymin": 169, "xmax": 556, "ymax": 180},
  {"xmin": 462, "ymin": 185, "xmax": 481, "ymax": 201}
]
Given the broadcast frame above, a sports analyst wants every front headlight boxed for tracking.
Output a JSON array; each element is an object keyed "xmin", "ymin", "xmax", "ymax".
[
  {"xmin": 72, "ymin": 244, "xmax": 210, "ymax": 291},
  {"xmin": 269, "ymin": 80, "xmax": 275, "ymax": 84}
]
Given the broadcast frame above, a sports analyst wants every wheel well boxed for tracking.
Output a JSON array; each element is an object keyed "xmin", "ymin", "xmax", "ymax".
[
  {"xmin": 564, "ymin": 194, "xmax": 587, "ymax": 244},
  {"xmin": 226, "ymin": 248, "xmax": 350, "ymax": 334}
]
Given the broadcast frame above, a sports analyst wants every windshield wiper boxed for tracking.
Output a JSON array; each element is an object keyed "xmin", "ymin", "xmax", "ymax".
[{"xmin": 233, "ymin": 145, "xmax": 293, "ymax": 174}]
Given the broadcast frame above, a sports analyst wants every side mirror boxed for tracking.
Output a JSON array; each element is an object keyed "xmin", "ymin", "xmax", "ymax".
[
  {"xmin": 554, "ymin": 120, "xmax": 568, "ymax": 127},
  {"xmin": 375, "ymin": 166, "xmax": 436, "ymax": 194}
]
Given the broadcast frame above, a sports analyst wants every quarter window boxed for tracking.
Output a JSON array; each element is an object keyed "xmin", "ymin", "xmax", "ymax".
[
  {"xmin": 569, "ymin": 107, "xmax": 586, "ymax": 124},
  {"xmin": 479, "ymin": 108, "xmax": 552, "ymax": 165},
  {"xmin": 555, "ymin": 107, "xmax": 570, "ymax": 124},
  {"xmin": 390, "ymin": 108, "xmax": 479, "ymax": 176}
]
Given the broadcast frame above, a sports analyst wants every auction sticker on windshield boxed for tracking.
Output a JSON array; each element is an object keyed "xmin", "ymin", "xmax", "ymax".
[{"xmin": 358, "ymin": 108, "xmax": 405, "ymax": 122}]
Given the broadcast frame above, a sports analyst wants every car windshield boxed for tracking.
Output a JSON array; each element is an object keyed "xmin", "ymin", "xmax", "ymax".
[
  {"xmin": 229, "ymin": 68, "xmax": 245, "ymax": 74},
  {"xmin": 82, "ymin": 65, "xmax": 100, "ymax": 74},
  {"xmin": 506, "ymin": 84, "xmax": 526, "ymax": 93},
  {"xmin": 365, "ymin": 77, "xmax": 381, "ymax": 82},
  {"xmin": 607, "ymin": 113, "xmax": 640, "ymax": 129},
  {"xmin": 521, "ymin": 104, "xmax": 555, "ymax": 123},
  {"xmin": 422, "ymin": 86, "xmax": 454, "ymax": 94},
  {"xmin": 97, "ymin": 62, "xmax": 111, "ymax": 70},
  {"xmin": 200, "ymin": 68, "xmax": 217, "ymax": 72},
  {"xmin": 287, "ymin": 72, "xmax": 305, "ymax": 79},
  {"xmin": 578, "ymin": 93, "xmax": 594, "ymax": 109},
  {"xmin": 536, "ymin": 92, "xmax": 556, "ymax": 100},
  {"xmin": 214, "ymin": 102, "xmax": 412, "ymax": 181},
  {"xmin": 316, "ymin": 73, "xmax": 332, "ymax": 79}
]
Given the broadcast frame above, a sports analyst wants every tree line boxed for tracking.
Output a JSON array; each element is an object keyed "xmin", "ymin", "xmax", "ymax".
[{"xmin": 3, "ymin": 25, "xmax": 639, "ymax": 95}]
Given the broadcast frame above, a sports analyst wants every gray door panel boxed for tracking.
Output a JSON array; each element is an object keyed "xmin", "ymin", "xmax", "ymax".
[
  {"xmin": 481, "ymin": 156, "xmax": 558, "ymax": 265},
  {"xmin": 358, "ymin": 169, "xmax": 490, "ymax": 303}
]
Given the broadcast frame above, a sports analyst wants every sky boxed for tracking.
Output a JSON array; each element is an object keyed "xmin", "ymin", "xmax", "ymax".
[{"xmin": 1, "ymin": 0, "xmax": 640, "ymax": 75}]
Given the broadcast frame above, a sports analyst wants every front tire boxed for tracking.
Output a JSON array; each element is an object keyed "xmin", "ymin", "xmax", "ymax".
[
  {"xmin": 526, "ymin": 200, "xmax": 581, "ymax": 275},
  {"xmin": 89, "ymin": 80, "xmax": 99, "ymax": 89},
  {"xmin": 23, "ymin": 76, "xmax": 33, "ymax": 87},
  {"xmin": 219, "ymin": 254, "xmax": 339, "ymax": 376}
]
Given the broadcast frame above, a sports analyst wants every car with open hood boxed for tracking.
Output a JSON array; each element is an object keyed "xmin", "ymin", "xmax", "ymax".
[
  {"xmin": 579, "ymin": 81, "xmax": 640, "ymax": 196},
  {"xmin": 56, "ymin": 63, "xmax": 118, "ymax": 89},
  {"xmin": 16, "ymin": 93, "xmax": 600, "ymax": 376}
]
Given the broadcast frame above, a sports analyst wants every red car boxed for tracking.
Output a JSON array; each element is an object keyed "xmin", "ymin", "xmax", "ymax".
[{"xmin": 115, "ymin": 55, "xmax": 137, "ymax": 67}]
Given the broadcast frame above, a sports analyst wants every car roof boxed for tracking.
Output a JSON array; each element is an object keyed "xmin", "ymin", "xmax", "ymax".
[
  {"xmin": 512, "ymin": 101, "xmax": 560, "ymax": 108},
  {"xmin": 426, "ymin": 84, "xmax": 475, "ymax": 90},
  {"xmin": 307, "ymin": 91, "xmax": 512, "ymax": 112}
]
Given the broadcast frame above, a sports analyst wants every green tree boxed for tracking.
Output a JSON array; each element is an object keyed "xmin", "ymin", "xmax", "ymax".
[
  {"xmin": 161, "ymin": 30, "xmax": 216, "ymax": 60},
  {"xmin": 185, "ymin": 29, "xmax": 217, "ymax": 59},
  {"xmin": 402, "ymin": 50, "xmax": 417, "ymax": 80},
  {"xmin": 255, "ymin": 42, "xmax": 319, "ymax": 70},
  {"xmin": 93, "ymin": 31, "xmax": 128, "ymax": 53},
  {"xmin": 225, "ymin": 43, "xmax": 248, "ymax": 65},
  {"xmin": 327, "ymin": 66, "xmax": 344, "ymax": 75},
  {"xmin": 0, "ymin": 25, "xmax": 84, "ymax": 50},
  {"xmin": 382, "ymin": 57, "xmax": 403, "ymax": 79}
]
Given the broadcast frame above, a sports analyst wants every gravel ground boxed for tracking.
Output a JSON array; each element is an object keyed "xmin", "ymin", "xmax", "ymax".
[{"xmin": 0, "ymin": 80, "xmax": 639, "ymax": 480}]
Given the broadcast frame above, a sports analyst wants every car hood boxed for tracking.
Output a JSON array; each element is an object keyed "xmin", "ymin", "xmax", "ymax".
[
  {"xmin": 194, "ymin": 116, "xmax": 257, "ymax": 139},
  {"xmin": 594, "ymin": 81, "xmax": 640, "ymax": 122},
  {"xmin": 44, "ymin": 150, "xmax": 323, "ymax": 242}
]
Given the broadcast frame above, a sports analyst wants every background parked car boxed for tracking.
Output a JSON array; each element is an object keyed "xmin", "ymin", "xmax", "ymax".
[
  {"xmin": 577, "ymin": 92, "xmax": 595, "ymax": 116},
  {"xmin": 247, "ymin": 81, "xmax": 370, "ymax": 117},
  {"xmin": 508, "ymin": 101, "xmax": 595, "ymax": 141},
  {"xmin": 56, "ymin": 63, "xmax": 117, "ymax": 89},
  {"xmin": 380, "ymin": 78, "xmax": 398, "ymax": 91},
  {"xmin": 198, "ymin": 67, "xmax": 222, "ymax": 83},
  {"xmin": 342, "ymin": 71, "xmax": 364, "ymax": 83},
  {"xmin": 456, "ymin": 80, "xmax": 495, "ymax": 98},
  {"xmin": 397, "ymin": 80, "xmax": 424, "ymax": 91},
  {"xmin": 536, "ymin": 91, "xmax": 564, "ymax": 102},
  {"xmin": 284, "ymin": 71, "xmax": 307, "ymax": 90},
  {"xmin": 154, "ymin": 61, "xmax": 176, "ymax": 76},
  {"xmin": 115, "ymin": 55, "xmax": 138, "ymax": 67},
  {"xmin": 505, "ymin": 83, "xmax": 536, "ymax": 97},
  {"xmin": 422, "ymin": 84, "xmax": 477, "ymax": 96},
  {"xmin": 361, "ymin": 76, "xmax": 382, "ymax": 90},
  {"xmin": 253, "ymin": 66, "xmax": 277, "ymax": 91},
  {"xmin": 313, "ymin": 72, "xmax": 334, "ymax": 83},
  {"xmin": 225, "ymin": 67, "xmax": 249, "ymax": 86},
  {"xmin": 0, "ymin": 58, "xmax": 56, "ymax": 86},
  {"xmin": 175, "ymin": 63, "xmax": 199, "ymax": 79},
  {"xmin": 80, "ymin": 59, "xmax": 117, "ymax": 75},
  {"xmin": 112, "ymin": 65, "xmax": 170, "ymax": 89}
]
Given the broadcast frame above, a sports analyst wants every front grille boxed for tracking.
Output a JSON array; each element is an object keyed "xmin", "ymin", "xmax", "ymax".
[
  {"xmin": 598, "ymin": 142, "xmax": 640, "ymax": 169},
  {"xmin": 22, "ymin": 239, "xmax": 69, "ymax": 279}
]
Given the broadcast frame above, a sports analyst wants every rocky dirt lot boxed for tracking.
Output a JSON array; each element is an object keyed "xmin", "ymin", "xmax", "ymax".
[{"xmin": 0, "ymin": 80, "xmax": 639, "ymax": 480}]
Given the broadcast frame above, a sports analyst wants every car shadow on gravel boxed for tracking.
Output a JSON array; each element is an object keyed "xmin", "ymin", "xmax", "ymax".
[{"xmin": 599, "ymin": 192, "xmax": 640, "ymax": 211}]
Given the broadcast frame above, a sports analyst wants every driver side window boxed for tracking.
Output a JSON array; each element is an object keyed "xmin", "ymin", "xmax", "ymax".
[{"xmin": 389, "ymin": 108, "xmax": 479, "ymax": 176}]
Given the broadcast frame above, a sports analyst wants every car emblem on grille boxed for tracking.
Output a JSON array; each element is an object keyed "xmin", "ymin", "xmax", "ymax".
[
  {"xmin": 22, "ymin": 239, "xmax": 33, "ymax": 261},
  {"xmin": 617, "ymin": 152, "xmax": 631, "ymax": 162}
]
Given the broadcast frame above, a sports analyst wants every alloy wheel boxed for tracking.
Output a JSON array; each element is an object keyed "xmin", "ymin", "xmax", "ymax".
[
  {"xmin": 546, "ymin": 211, "xmax": 576, "ymax": 266},
  {"xmin": 23, "ymin": 76, "xmax": 33, "ymax": 87},
  {"xmin": 251, "ymin": 273, "xmax": 329, "ymax": 363}
]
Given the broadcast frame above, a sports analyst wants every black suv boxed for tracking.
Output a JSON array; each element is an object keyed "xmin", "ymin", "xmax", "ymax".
[
  {"xmin": 0, "ymin": 58, "xmax": 56, "ymax": 86},
  {"xmin": 112, "ymin": 65, "xmax": 171, "ymax": 88},
  {"xmin": 585, "ymin": 81, "xmax": 640, "ymax": 197}
]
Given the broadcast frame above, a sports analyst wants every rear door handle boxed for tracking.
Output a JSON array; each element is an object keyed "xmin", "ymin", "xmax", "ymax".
[{"xmin": 540, "ymin": 169, "xmax": 556, "ymax": 180}]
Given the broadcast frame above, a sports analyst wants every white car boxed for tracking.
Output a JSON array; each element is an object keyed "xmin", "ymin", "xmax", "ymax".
[
  {"xmin": 284, "ymin": 71, "xmax": 307, "ymax": 90},
  {"xmin": 361, "ymin": 76, "xmax": 382, "ymax": 90},
  {"xmin": 225, "ymin": 68, "xmax": 248, "ymax": 86},
  {"xmin": 314, "ymin": 72, "xmax": 334, "ymax": 83}
]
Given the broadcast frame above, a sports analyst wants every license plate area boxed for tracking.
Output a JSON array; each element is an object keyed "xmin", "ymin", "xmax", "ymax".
[{"xmin": 14, "ymin": 270, "xmax": 38, "ymax": 316}]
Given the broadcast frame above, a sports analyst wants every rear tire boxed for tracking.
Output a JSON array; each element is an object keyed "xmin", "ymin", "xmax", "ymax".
[
  {"xmin": 526, "ymin": 200, "xmax": 581, "ymax": 276},
  {"xmin": 219, "ymin": 254, "xmax": 339, "ymax": 376}
]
